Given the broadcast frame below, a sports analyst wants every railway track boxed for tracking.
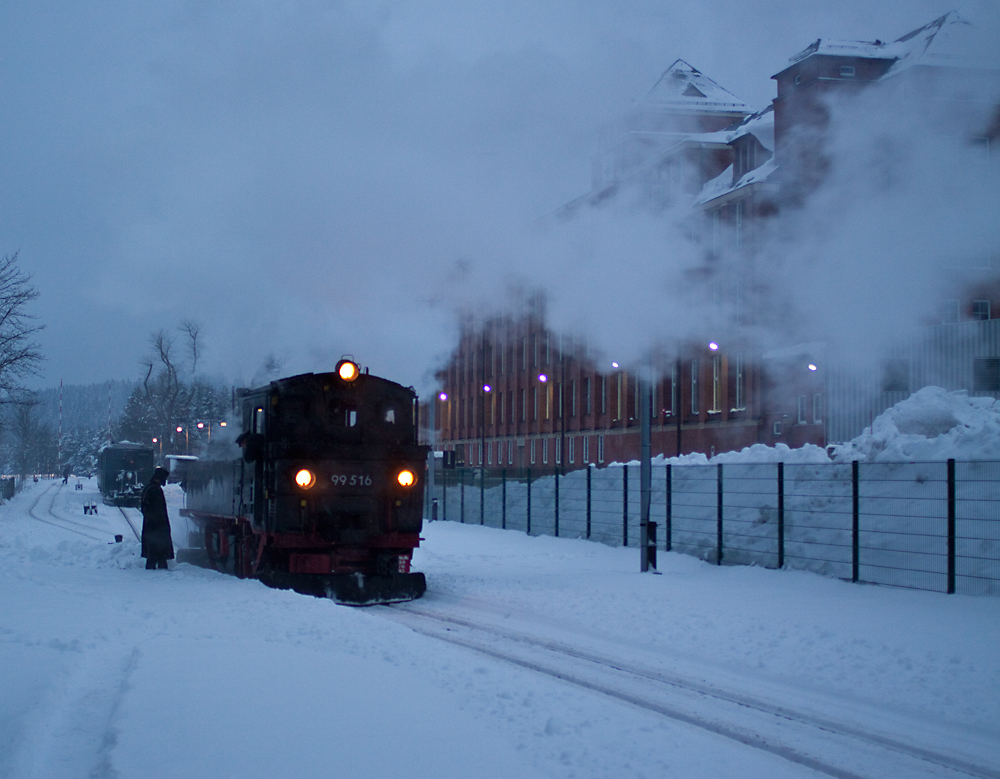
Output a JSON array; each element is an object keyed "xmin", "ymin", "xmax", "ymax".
[
  {"xmin": 118, "ymin": 506, "xmax": 141, "ymax": 542},
  {"xmin": 25, "ymin": 481, "xmax": 141, "ymax": 544},
  {"xmin": 381, "ymin": 604, "xmax": 1000, "ymax": 779},
  {"xmin": 26, "ymin": 483, "xmax": 107, "ymax": 542}
]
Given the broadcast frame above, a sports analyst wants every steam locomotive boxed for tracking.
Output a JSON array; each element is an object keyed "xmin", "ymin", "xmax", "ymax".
[
  {"xmin": 179, "ymin": 359, "xmax": 428, "ymax": 604},
  {"xmin": 97, "ymin": 442, "xmax": 155, "ymax": 507}
]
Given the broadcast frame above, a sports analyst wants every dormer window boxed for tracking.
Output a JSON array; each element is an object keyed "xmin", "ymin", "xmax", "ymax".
[
  {"xmin": 839, "ymin": 65, "xmax": 856, "ymax": 78},
  {"xmin": 794, "ymin": 74, "xmax": 802, "ymax": 86}
]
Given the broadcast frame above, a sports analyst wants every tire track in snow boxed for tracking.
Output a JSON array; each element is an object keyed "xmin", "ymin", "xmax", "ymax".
[{"xmin": 382, "ymin": 605, "xmax": 1000, "ymax": 779}]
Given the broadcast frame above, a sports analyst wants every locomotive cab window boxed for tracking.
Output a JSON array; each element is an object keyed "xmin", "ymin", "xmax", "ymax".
[{"xmin": 384, "ymin": 408, "xmax": 396, "ymax": 424}]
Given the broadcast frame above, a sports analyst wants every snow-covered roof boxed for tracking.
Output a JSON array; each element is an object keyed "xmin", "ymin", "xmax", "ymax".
[
  {"xmin": 644, "ymin": 59, "xmax": 751, "ymax": 114},
  {"xmin": 694, "ymin": 157, "xmax": 778, "ymax": 207},
  {"xmin": 783, "ymin": 11, "xmax": 999, "ymax": 76},
  {"xmin": 882, "ymin": 11, "xmax": 1000, "ymax": 78}
]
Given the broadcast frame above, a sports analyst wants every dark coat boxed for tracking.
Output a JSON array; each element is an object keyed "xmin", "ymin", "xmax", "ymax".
[{"xmin": 140, "ymin": 480, "xmax": 174, "ymax": 560}]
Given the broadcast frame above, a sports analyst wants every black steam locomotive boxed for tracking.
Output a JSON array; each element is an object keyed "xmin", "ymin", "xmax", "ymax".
[
  {"xmin": 97, "ymin": 442, "xmax": 155, "ymax": 507},
  {"xmin": 179, "ymin": 360, "xmax": 428, "ymax": 604}
]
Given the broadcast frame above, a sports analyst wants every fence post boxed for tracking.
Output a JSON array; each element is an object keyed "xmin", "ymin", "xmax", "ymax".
[
  {"xmin": 480, "ymin": 467, "xmax": 485, "ymax": 525},
  {"xmin": 717, "ymin": 463, "xmax": 724, "ymax": 565},
  {"xmin": 586, "ymin": 465, "xmax": 592, "ymax": 539},
  {"xmin": 623, "ymin": 465, "xmax": 629, "ymax": 547},
  {"xmin": 777, "ymin": 462, "xmax": 784, "ymax": 570},
  {"xmin": 502, "ymin": 469, "xmax": 507, "ymax": 530},
  {"xmin": 555, "ymin": 466, "xmax": 560, "ymax": 538},
  {"xmin": 460, "ymin": 477, "xmax": 465, "ymax": 524},
  {"xmin": 852, "ymin": 460, "xmax": 859, "ymax": 583},
  {"xmin": 666, "ymin": 464, "xmax": 672, "ymax": 552},
  {"xmin": 442, "ymin": 477, "xmax": 448, "ymax": 522},
  {"xmin": 947, "ymin": 458, "xmax": 956, "ymax": 594},
  {"xmin": 526, "ymin": 467, "xmax": 532, "ymax": 536}
]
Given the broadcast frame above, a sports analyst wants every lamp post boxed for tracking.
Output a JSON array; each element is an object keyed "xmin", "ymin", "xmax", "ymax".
[{"xmin": 176, "ymin": 425, "xmax": 188, "ymax": 455}]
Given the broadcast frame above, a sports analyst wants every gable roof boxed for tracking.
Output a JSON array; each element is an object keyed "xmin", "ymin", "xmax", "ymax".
[{"xmin": 644, "ymin": 59, "xmax": 751, "ymax": 114}]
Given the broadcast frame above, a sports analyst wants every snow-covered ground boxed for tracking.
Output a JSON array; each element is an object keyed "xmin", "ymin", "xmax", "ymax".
[{"xmin": 2, "ymin": 475, "xmax": 998, "ymax": 778}]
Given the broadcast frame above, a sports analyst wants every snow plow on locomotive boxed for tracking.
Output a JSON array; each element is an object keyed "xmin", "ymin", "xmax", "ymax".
[{"xmin": 179, "ymin": 360, "xmax": 428, "ymax": 604}]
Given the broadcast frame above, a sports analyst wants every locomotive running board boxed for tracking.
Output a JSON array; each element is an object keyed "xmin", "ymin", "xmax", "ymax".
[{"xmin": 267, "ymin": 571, "xmax": 427, "ymax": 606}]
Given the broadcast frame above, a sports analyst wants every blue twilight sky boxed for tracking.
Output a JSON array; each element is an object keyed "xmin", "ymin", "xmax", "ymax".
[{"xmin": 0, "ymin": 0, "xmax": 993, "ymax": 393}]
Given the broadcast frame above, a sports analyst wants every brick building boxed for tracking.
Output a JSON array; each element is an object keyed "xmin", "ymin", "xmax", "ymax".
[{"xmin": 429, "ymin": 13, "xmax": 1000, "ymax": 466}]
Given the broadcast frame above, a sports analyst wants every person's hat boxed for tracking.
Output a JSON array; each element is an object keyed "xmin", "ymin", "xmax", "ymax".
[{"xmin": 153, "ymin": 466, "xmax": 170, "ymax": 483}]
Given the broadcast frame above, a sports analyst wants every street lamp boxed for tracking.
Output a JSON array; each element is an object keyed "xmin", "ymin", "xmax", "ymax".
[{"xmin": 176, "ymin": 425, "xmax": 188, "ymax": 454}]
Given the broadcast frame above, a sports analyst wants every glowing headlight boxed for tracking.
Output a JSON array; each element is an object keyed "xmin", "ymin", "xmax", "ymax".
[
  {"xmin": 295, "ymin": 469, "xmax": 316, "ymax": 489},
  {"xmin": 337, "ymin": 359, "xmax": 360, "ymax": 382},
  {"xmin": 396, "ymin": 469, "xmax": 415, "ymax": 487}
]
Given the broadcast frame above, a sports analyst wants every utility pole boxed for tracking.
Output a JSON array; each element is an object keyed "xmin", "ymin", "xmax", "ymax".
[{"xmin": 427, "ymin": 396, "xmax": 436, "ymax": 520}]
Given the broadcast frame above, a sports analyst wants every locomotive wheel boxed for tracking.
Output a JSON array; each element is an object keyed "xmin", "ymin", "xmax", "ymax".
[
  {"xmin": 234, "ymin": 533, "xmax": 257, "ymax": 579},
  {"xmin": 204, "ymin": 523, "xmax": 230, "ymax": 572}
]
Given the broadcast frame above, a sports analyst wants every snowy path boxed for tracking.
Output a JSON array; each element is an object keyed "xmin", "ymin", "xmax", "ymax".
[
  {"xmin": 381, "ymin": 603, "xmax": 996, "ymax": 779},
  {"xmin": 1, "ymin": 478, "xmax": 998, "ymax": 778}
]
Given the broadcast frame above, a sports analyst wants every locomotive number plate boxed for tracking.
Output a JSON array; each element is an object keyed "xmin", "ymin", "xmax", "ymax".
[{"xmin": 330, "ymin": 473, "xmax": 373, "ymax": 487}]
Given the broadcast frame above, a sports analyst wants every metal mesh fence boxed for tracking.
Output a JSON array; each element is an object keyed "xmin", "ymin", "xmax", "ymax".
[{"xmin": 433, "ymin": 459, "xmax": 1000, "ymax": 595}]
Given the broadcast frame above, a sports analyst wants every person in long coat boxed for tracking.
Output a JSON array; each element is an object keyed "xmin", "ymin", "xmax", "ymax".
[{"xmin": 141, "ymin": 466, "xmax": 174, "ymax": 570}]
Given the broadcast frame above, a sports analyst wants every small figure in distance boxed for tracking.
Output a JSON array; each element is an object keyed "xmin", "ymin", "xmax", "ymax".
[
  {"xmin": 62, "ymin": 463, "xmax": 71, "ymax": 484},
  {"xmin": 141, "ymin": 466, "xmax": 174, "ymax": 570}
]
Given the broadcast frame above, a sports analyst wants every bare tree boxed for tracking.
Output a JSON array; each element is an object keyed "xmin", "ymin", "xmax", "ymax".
[
  {"xmin": 139, "ymin": 321, "xmax": 206, "ymax": 452},
  {"xmin": 0, "ymin": 252, "xmax": 43, "ymax": 405}
]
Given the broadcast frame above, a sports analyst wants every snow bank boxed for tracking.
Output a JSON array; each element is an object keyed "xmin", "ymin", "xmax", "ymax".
[{"xmin": 831, "ymin": 386, "xmax": 1000, "ymax": 462}]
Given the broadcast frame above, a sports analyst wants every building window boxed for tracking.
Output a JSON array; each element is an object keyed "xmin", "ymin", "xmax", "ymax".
[
  {"xmin": 690, "ymin": 360, "xmax": 699, "ymax": 414},
  {"xmin": 521, "ymin": 389, "xmax": 526, "ymax": 422},
  {"xmin": 773, "ymin": 421, "xmax": 782, "ymax": 436},
  {"xmin": 571, "ymin": 379, "xmax": 577, "ymax": 417},
  {"xmin": 530, "ymin": 439, "xmax": 536, "ymax": 465},
  {"xmin": 500, "ymin": 341, "xmax": 504, "ymax": 375},
  {"xmin": 545, "ymin": 384, "xmax": 552, "ymax": 420},
  {"xmin": 598, "ymin": 435, "xmax": 604, "ymax": 464},
  {"xmin": 508, "ymin": 441, "xmax": 514, "ymax": 465},
  {"xmin": 487, "ymin": 442, "xmax": 492, "ymax": 465},
  {"xmin": 533, "ymin": 387, "xmax": 539, "ymax": 421},
  {"xmin": 794, "ymin": 74, "xmax": 801, "ymax": 86},
  {"xmin": 533, "ymin": 335, "xmax": 538, "ymax": 367},
  {"xmin": 942, "ymin": 300, "xmax": 960, "ymax": 324},
  {"xmin": 839, "ymin": 65, "xmax": 856, "ymax": 78},
  {"xmin": 797, "ymin": 395, "xmax": 807, "ymax": 424},
  {"xmin": 499, "ymin": 391, "xmax": 504, "ymax": 424},
  {"xmin": 584, "ymin": 377, "xmax": 592, "ymax": 415},
  {"xmin": 881, "ymin": 359, "xmax": 910, "ymax": 393},
  {"xmin": 542, "ymin": 439, "xmax": 548, "ymax": 464},
  {"xmin": 522, "ymin": 336, "xmax": 527, "ymax": 370},
  {"xmin": 616, "ymin": 373, "xmax": 623, "ymax": 421},
  {"xmin": 972, "ymin": 300, "xmax": 991, "ymax": 321},
  {"xmin": 813, "ymin": 394, "xmax": 823, "ymax": 424},
  {"xmin": 974, "ymin": 358, "xmax": 1000, "ymax": 391},
  {"xmin": 601, "ymin": 376, "xmax": 607, "ymax": 414},
  {"xmin": 555, "ymin": 437, "xmax": 561, "ymax": 465},
  {"xmin": 568, "ymin": 437, "xmax": 575, "ymax": 463},
  {"xmin": 583, "ymin": 436, "xmax": 590, "ymax": 463}
]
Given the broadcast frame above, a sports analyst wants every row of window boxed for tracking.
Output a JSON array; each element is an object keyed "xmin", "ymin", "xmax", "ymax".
[
  {"xmin": 447, "ymin": 356, "xmax": 748, "ymax": 430},
  {"xmin": 460, "ymin": 435, "xmax": 608, "ymax": 467}
]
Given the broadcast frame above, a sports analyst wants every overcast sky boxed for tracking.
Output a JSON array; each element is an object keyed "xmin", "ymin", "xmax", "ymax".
[{"xmin": 0, "ymin": 0, "xmax": 987, "ymax": 393}]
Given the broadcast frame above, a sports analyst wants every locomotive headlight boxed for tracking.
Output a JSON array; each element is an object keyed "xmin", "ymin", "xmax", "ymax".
[
  {"xmin": 295, "ymin": 469, "xmax": 317, "ymax": 489},
  {"xmin": 337, "ymin": 359, "xmax": 360, "ymax": 382},
  {"xmin": 396, "ymin": 469, "xmax": 415, "ymax": 487}
]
